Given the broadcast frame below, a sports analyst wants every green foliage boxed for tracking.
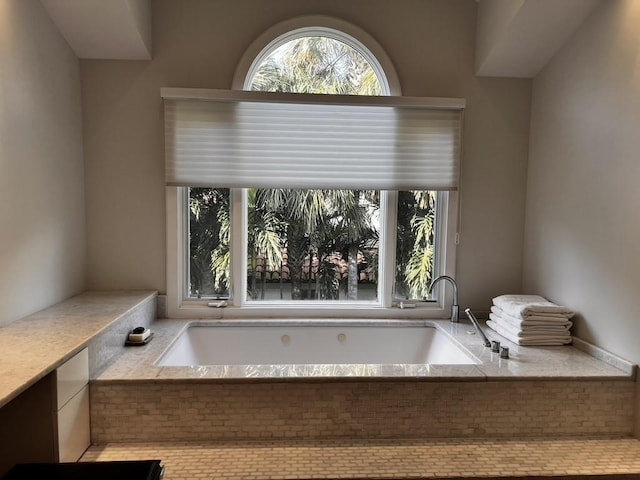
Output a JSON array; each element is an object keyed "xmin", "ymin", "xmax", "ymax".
[
  {"xmin": 188, "ymin": 188, "xmax": 230, "ymax": 297},
  {"xmin": 251, "ymin": 36, "xmax": 382, "ymax": 96},
  {"xmin": 249, "ymin": 188, "xmax": 378, "ymax": 300},
  {"xmin": 395, "ymin": 191, "xmax": 437, "ymax": 300},
  {"xmin": 247, "ymin": 189, "xmax": 285, "ymax": 271}
]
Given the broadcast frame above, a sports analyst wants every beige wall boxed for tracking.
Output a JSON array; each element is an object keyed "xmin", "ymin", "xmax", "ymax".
[
  {"xmin": 81, "ymin": 0, "xmax": 531, "ymax": 311},
  {"xmin": 524, "ymin": 0, "xmax": 640, "ymax": 366},
  {"xmin": 0, "ymin": 0, "xmax": 85, "ymax": 326}
]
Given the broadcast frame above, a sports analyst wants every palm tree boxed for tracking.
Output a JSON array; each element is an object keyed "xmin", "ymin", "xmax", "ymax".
[
  {"xmin": 395, "ymin": 191, "xmax": 437, "ymax": 300},
  {"xmin": 251, "ymin": 36, "xmax": 381, "ymax": 96},
  {"xmin": 329, "ymin": 190, "xmax": 379, "ymax": 300},
  {"xmin": 253, "ymin": 189, "xmax": 379, "ymax": 300},
  {"xmin": 189, "ymin": 188, "xmax": 230, "ymax": 297},
  {"xmin": 247, "ymin": 189, "xmax": 284, "ymax": 300}
]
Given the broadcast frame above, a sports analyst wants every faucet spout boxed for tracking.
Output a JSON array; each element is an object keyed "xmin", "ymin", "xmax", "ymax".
[
  {"xmin": 428, "ymin": 275, "xmax": 459, "ymax": 322},
  {"xmin": 464, "ymin": 308, "xmax": 492, "ymax": 348}
]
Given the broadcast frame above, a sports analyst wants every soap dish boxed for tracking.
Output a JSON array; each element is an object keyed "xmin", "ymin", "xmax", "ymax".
[{"xmin": 125, "ymin": 332, "xmax": 154, "ymax": 346}]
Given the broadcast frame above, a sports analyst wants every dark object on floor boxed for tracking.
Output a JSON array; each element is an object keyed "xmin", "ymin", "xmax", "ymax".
[{"xmin": 1, "ymin": 460, "xmax": 164, "ymax": 480}]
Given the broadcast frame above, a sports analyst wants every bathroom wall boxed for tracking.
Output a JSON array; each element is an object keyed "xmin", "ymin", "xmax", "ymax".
[
  {"xmin": 0, "ymin": 0, "xmax": 85, "ymax": 327},
  {"xmin": 92, "ymin": 379, "xmax": 634, "ymax": 442},
  {"xmin": 81, "ymin": 0, "xmax": 531, "ymax": 311},
  {"xmin": 523, "ymin": 0, "xmax": 640, "ymax": 433}
]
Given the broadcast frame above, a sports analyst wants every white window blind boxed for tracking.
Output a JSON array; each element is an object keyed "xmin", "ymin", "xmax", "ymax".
[{"xmin": 162, "ymin": 88, "xmax": 464, "ymax": 191}]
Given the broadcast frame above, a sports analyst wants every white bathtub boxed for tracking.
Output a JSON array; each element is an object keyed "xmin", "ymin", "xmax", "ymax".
[{"xmin": 155, "ymin": 322, "xmax": 478, "ymax": 367}]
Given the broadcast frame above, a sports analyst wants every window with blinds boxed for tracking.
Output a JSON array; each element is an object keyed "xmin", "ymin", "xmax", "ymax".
[{"xmin": 163, "ymin": 23, "xmax": 464, "ymax": 314}]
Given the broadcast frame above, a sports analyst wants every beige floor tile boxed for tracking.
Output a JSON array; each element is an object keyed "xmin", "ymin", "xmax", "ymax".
[{"xmin": 81, "ymin": 437, "xmax": 640, "ymax": 480}]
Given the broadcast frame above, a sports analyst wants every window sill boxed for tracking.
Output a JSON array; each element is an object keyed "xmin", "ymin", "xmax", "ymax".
[{"xmin": 164, "ymin": 298, "xmax": 447, "ymax": 320}]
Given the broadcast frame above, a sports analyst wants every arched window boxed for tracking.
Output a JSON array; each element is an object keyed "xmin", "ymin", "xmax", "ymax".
[
  {"xmin": 165, "ymin": 17, "xmax": 462, "ymax": 317},
  {"xmin": 232, "ymin": 16, "xmax": 401, "ymax": 94},
  {"xmin": 246, "ymin": 30, "xmax": 386, "ymax": 96}
]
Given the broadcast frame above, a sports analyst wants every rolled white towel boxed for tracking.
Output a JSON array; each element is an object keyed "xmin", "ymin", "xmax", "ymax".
[
  {"xmin": 492, "ymin": 294, "xmax": 574, "ymax": 319},
  {"xmin": 486, "ymin": 320, "xmax": 572, "ymax": 346},
  {"xmin": 490, "ymin": 306, "xmax": 573, "ymax": 329},
  {"xmin": 489, "ymin": 313, "xmax": 570, "ymax": 337}
]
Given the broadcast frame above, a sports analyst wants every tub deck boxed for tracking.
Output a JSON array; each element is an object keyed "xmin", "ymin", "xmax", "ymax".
[{"xmin": 95, "ymin": 318, "xmax": 635, "ymax": 381}]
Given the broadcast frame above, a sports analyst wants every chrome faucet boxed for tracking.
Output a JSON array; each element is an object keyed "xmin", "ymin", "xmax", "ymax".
[{"xmin": 428, "ymin": 275, "xmax": 459, "ymax": 322}]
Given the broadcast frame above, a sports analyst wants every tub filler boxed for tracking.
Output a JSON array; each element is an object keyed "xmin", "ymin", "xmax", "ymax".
[{"xmin": 155, "ymin": 322, "xmax": 478, "ymax": 367}]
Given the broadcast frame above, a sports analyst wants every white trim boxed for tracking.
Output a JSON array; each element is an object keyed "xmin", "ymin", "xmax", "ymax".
[
  {"xmin": 166, "ymin": 187, "xmax": 458, "ymax": 319},
  {"xmin": 167, "ymin": 186, "xmax": 230, "ymax": 318},
  {"xmin": 166, "ymin": 188, "xmax": 421, "ymax": 315},
  {"xmin": 379, "ymin": 191, "xmax": 395, "ymax": 308},
  {"xmin": 165, "ymin": 187, "xmax": 179, "ymax": 317},
  {"xmin": 166, "ymin": 305, "xmax": 448, "ymax": 320},
  {"xmin": 233, "ymin": 188, "xmax": 247, "ymax": 306},
  {"xmin": 432, "ymin": 191, "xmax": 459, "ymax": 313},
  {"xmin": 232, "ymin": 15, "xmax": 402, "ymax": 95},
  {"xmin": 161, "ymin": 87, "xmax": 465, "ymax": 110}
]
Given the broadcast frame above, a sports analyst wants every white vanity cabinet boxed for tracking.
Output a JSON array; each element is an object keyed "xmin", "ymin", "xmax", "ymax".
[{"xmin": 55, "ymin": 347, "xmax": 90, "ymax": 462}]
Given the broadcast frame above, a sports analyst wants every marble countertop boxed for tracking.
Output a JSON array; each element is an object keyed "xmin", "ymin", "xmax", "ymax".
[
  {"xmin": 0, "ymin": 290, "xmax": 157, "ymax": 408},
  {"xmin": 95, "ymin": 317, "xmax": 636, "ymax": 383}
]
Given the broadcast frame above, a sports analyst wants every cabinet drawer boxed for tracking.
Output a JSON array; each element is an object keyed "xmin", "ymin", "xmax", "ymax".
[
  {"xmin": 57, "ymin": 385, "xmax": 90, "ymax": 462},
  {"xmin": 56, "ymin": 348, "xmax": 89, "ymax": 409}
]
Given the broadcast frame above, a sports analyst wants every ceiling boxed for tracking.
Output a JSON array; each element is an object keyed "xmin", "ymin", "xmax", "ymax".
[
  {"xmin": 40, "ymin": 0, "xmax": 152, "ymax": 60},
  {"xmin": 40, "ymin": 0, "xmax": 602, "ymax": 77},
  {"xmin": 475, "ymin": 0, "xmax": 602, "ymax": 77}
]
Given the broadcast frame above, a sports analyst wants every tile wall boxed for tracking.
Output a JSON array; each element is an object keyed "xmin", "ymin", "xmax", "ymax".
[
  {"xmin": 87, "ymin": 296, "xmax": 157, "ymax": 377},
  {"xmin": 90, "ymin": 379, "xmax": 635, "ymax": 443}
]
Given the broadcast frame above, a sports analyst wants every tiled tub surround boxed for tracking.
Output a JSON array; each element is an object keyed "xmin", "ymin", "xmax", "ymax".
[
  {"xmin": 91, "ymin": 379, "xmax": 635, "ymax": 443},
  {"xmin": 91, "ymin": 318, "xmax": 637, "ymax": 443},
  {"xmin": 87, "ymin": 293, "xmax": 158, "ymax": 376}
]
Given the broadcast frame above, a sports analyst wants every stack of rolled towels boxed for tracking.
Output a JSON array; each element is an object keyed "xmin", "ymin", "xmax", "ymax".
[{"xmin": 488, "ymin": 294, "xmax": 574, "ymax": 346}]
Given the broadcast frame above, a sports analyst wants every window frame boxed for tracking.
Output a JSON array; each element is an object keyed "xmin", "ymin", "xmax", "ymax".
[{"xmin": 166, "ymin": 187, "xmax": 458, "ymax": 318}]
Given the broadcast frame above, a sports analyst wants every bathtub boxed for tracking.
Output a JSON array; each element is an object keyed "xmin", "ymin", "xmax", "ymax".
[
  {"xmin": 93, "ymin": 319, "xmax": 637, "ymax": 444},
  {"xmin": 155, "ymin": 321, "xmax": 478, "ymax": 367}
]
